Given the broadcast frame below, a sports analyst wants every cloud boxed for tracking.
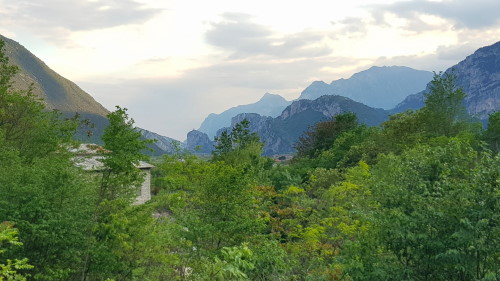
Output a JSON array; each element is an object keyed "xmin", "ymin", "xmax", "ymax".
[
  {"xmin": 331, "ymin": 17, "xmax": 371, "ymax": 36},
  {"xmin": 0, "ymin": 0, "xmax": 161, "ymax": 42},
  {"xmin": 205, "ymin": 13, "xmax": 333, "ymax": 59},
  {"xmin": 369, "ymin": 0, "xmax": 500, "ymax": 31}
]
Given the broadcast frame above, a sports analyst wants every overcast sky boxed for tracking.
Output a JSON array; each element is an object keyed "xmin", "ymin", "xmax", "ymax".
[{"xmin": 1, "ymin": 0, "xmax": 499, "ymax": 140}]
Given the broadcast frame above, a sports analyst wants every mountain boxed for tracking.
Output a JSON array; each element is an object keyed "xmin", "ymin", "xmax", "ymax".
[
  {"xmin": 218, "ymin": 95, "xmax": 389, "ymax": 155},
  {"xmin": 1, "ymin": 35, "xmax": 109, "ymax": 116},
  {"xmin": 1, "ymin": 34, "xmax": 112, "ymax": 143},
  {"xmin": 393, "ymin": 41, "xmax": 500, "ymax": 120},
  {"xmin": 198, "ymin": 92, "xmax": 291, "ymax": 138},
  {"xmin": 1, "ymin": 34, "xmax": 179, "ymax": 153},
  {"xmin": 139, "ymin": 128, "xmax": 184, "ymax": 156},
  {"xmin": 198, "ymin": 66, "xmax": 431, "ymax": 141},
  {"xmin": 299, "ymin": 66, "xmax": 433, "ymax": 109},
  {"xmin": 185, "ymin": 130, "xmax": 214, "ymax": 154}
]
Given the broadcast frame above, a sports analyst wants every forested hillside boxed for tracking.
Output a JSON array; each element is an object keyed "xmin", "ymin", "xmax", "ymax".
[{"xmin": 1, "ymin": 39, "xmax": 499, "ymax": 281}]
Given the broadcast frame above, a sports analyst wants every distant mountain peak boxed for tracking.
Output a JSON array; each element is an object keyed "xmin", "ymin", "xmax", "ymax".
[
  {"xmin": 198, "ymin": 92, "xmax": 291, "ymax": 138},
  {"xmin": 259, "ymin": 92, "xmax": 286, "ymax": 101},
  {"xmin": 299, "ymin": 66, "xmax": 433, "ymax": 109}
]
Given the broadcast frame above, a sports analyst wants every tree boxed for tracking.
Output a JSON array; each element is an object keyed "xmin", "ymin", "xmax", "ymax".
[
  {"xmin": 98, "ymin": 106, "xmax": 152, "ymax": 201},
  {"xmin": 295, "ymin": 112, "xmax": 359, "ymax": 159},
  {"xmin": 81, "ymin": 106, "xmax": 154, "ymax": 280},
  {"xmin": 0, "ymin": 38, "xmax": 96, "ymax": 280},
  {"xmin": 0, "ymin": 40, "xmax": 17, "ymax": 94},
  {"xmin": 0, "ymin": 223, "xmax": 33, "ymax": 281},
  {"xmin": 212, "ymin": 119, "xmax": 261, "ymax": 163},
  {"xmin": 0, "ymin": 40, "xmax": 78, "ymax": 162},
  {"xmin": 483, "ymin": 110, "xmax": 500, "ymax": 153},
  {"xmin": 185, "ymin": 162, "xmax": 263, "ymax": 252},
  {"xmin": 359, "ymin": 140, "xmax": 500, "ymax": 280},
  {"xmin": 421, "ymin": 71, "xmax": 471, "ymax": 137}
]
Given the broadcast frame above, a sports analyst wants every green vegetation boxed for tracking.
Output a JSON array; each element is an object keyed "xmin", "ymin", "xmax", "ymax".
[{"xmin": 1, "ymin": 39, "xmax": 499, "ymax": 280}]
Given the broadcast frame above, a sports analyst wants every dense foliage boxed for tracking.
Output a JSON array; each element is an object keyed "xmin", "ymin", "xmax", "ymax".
[{"xmin": 1, "ymin": 39, "xmax": 499, "ymax": 280}]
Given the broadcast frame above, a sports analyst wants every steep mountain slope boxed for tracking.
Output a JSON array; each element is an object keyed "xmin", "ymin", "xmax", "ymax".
[
  {"xmin": 1, "ymin": 34, "xmax": 110, "ymax": 143},
  {"xmin": 393, "ymin": 41, "xmax": 500, "ymax": 120},
  {"xmin": 299, "ymin": 66, "xmax": 433, "ymax": 109},
  {"xmin": 218, "ymin": 95, "xmax": 389, "ymax": 155},
  {"xmin": 1, "ymin": 35, "xmax": 109, "ymax": 116},
  {"xmin": 2, "ymin": 34, "xmax": 179, "ymax": 153},
  {"xmin": 139, "ymin": 128, "xmax": 184, "ymax": 155},
  {"xmin": 198, "ymin": 92, "xmax": 291, "ymax": 138}
]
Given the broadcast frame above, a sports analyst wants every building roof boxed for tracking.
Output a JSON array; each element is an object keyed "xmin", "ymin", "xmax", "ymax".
[{"xmin": 71, "ymin": 143, "xmax": 154, "ymax": 171}]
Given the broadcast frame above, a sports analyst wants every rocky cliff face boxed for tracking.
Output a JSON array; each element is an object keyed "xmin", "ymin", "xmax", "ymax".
[
  {"xmin": 185, "ymin": 130, "xmax": 214, "ymax": 154},
  {"xmin": 218, "ymin": 96, "xmax": 389, "ymax": 155},
  {"xmin": 217, "ymin": 113, "xmax": 291, "ymax": 156},
  {"xmin": 280, "ymin": 98, "xmax": 342, "ymax": 121},
  {"xmin": 393, "ymin": 41, "xmax": 500, "ymax": 120}
]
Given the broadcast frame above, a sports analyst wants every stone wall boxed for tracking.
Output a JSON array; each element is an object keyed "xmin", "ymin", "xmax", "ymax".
[{"xmin": 135, "ymin": 169, "xmax": 152, "ymax": 205}]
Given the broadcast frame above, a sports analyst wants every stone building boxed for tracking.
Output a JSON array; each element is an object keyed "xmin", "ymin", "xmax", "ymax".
[{"xmin": 72, "ymin": 144, "xmax": 153, "ymax": 204}]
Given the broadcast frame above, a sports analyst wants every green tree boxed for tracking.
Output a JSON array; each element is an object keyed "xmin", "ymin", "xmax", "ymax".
[
  {"xmin": 81, "ymin": 106, "xmax": 154, "ymax": 280},
  {"xmin": 212, "ymin": 119, "xmax": 262, "ymax": 164},
  {"xmin": 186, "ymin": 163, "xmax": 263, "ymax": 251},
  {"xmin": 0, "ymin": 223, "xmax": 33, "ymax": 281},
  {"xmin": 0, "ymin": 38, "xmax": 97, "ymax": 280},
  {"xmin": 421, "ymin": 71, "xmax": 469, "ymax": 137},
  {"xmin": 295, "ymin": 112, "xmax": 359, "ymax": 159},
  {"xmin": 483, "ymin": 110, "xmax": 500, "ymax": 153},
  {"xmin": 211, "ymin": 119, "xmax": 272, "ymax": 184},
  {"xmin": 98, "ymin": 106, "xmax": 152, "ymax": 201},
  {"xmin": 359, "ymin": 140, "xmax": 500, "ymax": 280}
]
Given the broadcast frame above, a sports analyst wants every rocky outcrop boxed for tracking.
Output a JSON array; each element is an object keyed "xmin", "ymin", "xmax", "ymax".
[
  {"xmin": 217, "ymin": 113, "xmax": 291, "ymax": 156},
  {"xmin": 280, "ymin": 98, "xmax": 342, "ymax": 121},
  {"xmin": 217, "ymin": 96, "xmax": 389, "ymax": 155},
  {"xmin": 393, "ymin": 41, "xmax": 500, "ymax": 120},
  {"xmin": 185, "ymin": 130, "xmax": 214, "ymax": 154}
]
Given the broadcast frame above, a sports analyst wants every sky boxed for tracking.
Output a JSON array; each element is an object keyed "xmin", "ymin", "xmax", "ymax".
[{"xmin": 1, "ymin": 0, "xmax": 500, "ymax": 140}]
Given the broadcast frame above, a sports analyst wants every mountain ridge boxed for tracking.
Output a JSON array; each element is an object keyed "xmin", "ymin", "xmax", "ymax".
[
  {"xmin": 393, "ymin": 41, "xmax": 500, "ymax": 119},
  {"xmin": 299, "ymin": 66, "xmax": 433, "ymax": 109},
  {"xmin": 198, "ymin": 92, "xmax": 291, "ymax": 138},
  {"xmin": 215, "ymin": 95, "xmax": 389, "ymax": 155}
]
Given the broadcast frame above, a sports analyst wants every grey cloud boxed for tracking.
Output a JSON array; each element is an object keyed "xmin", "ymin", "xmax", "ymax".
[
  {"xmin": 205, "ymin": 13, "xmax": 333, "ymax": 59},
  {"xmin": 369, "ymin": 0, "xmax": 500, "ymax": 30},
  {"xmin": 0, "ymin": 0, "xmax": 161, "ymax": 31},
  {"xmin": 337, "ymin": 17, "xmax": 370, "ymax": 34}
]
